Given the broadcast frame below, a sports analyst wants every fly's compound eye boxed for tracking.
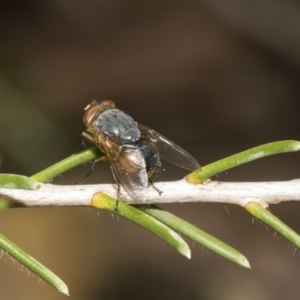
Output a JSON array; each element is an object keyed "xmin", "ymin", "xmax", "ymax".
[
  {"xmin": 99, "ymin": 99, "xmax": 116, "ymax": 111},
  {"xmin": 83, "ymin": 103, "xmax": 100, "ymax": 126}
]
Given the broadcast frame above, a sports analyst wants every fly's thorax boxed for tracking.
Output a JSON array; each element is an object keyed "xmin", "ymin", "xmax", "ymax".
[{"xmin": 94, "ymin": 109, "xmax": 141, "ymax": 144}]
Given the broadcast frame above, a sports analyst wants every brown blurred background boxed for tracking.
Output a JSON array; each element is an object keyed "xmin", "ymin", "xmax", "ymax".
[{"xmin": 0, "ymin": 1, "xmax": 300, "ymax": 299}]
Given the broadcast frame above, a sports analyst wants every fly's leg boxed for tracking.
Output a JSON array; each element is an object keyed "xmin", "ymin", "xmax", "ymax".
[
  {"xmin": 82, "ymin": 131, "xmax": 96, "ymax": 144},
  {"xmin": 110, "ymin": 165, "xmax": 121, "ymax": 212},
  {"xmin": 115, "ymin": 184, "xmax": 121, "ymax": 212},
  {"xmin": 81, "ymin": 137, "xmax": 88, "ymax": 150},
  {"xmin": 77, "ymin": 155, "xmax": 108, "ymax": 184},
  {"xmin": 80, "ymin": 131, "xmax": 96, "ymax": 151},
  {"xmin": 78, "ymin": 130, "xmax": 100, "ymax": 183},
  {"xmin": 149, "ymin": 179, "xmax": 163, "ymax": 196}
]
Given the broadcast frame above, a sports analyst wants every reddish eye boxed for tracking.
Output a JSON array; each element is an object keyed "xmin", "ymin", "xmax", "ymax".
[
  {"xmin": 83, "ymin": 103, "xmax": 100, "ymax": 126},
  {"xmin": 99, "ymin": 99, "xmax": 116, "ymax": 110}
]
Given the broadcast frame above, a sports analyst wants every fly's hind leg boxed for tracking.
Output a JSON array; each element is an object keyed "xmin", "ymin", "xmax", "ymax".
[{"xmin": 149, "ymin": 179, "xmax": 163, "ymax": 196}]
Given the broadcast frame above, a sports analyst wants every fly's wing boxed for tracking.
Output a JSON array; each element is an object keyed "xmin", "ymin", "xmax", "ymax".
[
  {"xmin": 139, "ymin": 124, "xmax": 200, "ymax": 171},
  {"xmin": 102, "ymin": 138, "xmax": 148, "ymax": 202}
]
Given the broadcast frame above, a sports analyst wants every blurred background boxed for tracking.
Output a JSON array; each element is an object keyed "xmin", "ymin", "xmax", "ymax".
[{"xmin": 0, "ymin": 0, "xmax": 300, "ymax": 299}]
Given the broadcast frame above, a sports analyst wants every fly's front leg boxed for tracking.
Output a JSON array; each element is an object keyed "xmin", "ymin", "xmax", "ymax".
[
  {"xmin": 79, "ymin": 130, "xmax": 109, "ymax": 183},
  {"xmin": 82, "ymin": 131, "xmax": 96, "ymax": 146},
  {"xmin": 79, "ymin": 155, "xmax": 108, "ymax": 183},
  {"xmin": 82, "ymin": 130, "xmax": 95, "ymax": 142}
]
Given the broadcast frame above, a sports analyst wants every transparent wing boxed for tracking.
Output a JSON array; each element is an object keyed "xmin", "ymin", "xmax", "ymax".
[
  {"xmin": 139, "ymin": 124, "xmax": 200, "ymax": 171},
  {"xmin": 102, "ymin": 139, "xmax": 148, "ymax": 202}
]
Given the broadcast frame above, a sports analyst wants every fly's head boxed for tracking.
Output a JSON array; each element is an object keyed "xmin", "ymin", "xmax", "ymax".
[{"xmin": 83, "ymin": 100, "xmax": 116, "ymax": 128}]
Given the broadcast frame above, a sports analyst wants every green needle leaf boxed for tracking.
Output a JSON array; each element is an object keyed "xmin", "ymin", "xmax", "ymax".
[
  {"xmin": 0, "ymin": 174, "xmax": 40, "ymax": 190},
  {"xmin": 245, "ymin": 202, "xmax": 300, "ymax": 249},
  {"xmin": 91, "ymin": 193, "xmax": 191, "ymax": 258},
  {"xmin": 141, "ymin": 206, "xmax": 250, "ymax": 268},
  {"xmin": 187, "ymin": 140, "xmax": 300, "ymax": 184},
  {"xmin": 0, "ymin": 233, "xmax": 69, "ymax": 295},
  {"xmin": 1, "ymin": 139, "xmax": 299, "ymax": 294},
  {"xmin": 31, "ymin": 147, "xmax": 103, "ymax": 182},
  {"xmin": 0, "ymin": 174, "xmax": 40, "ymax": 209},
  {"xmin": 0, "ymin": 172, "xmax": 68, "ymax": 293}
]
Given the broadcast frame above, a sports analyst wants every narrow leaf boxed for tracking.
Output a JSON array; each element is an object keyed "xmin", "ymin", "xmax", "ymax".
[
  {"xmin": 0, "ymin": 174, "xmax": 40, "ymax": 209},
  {"xmin": 91, "ymin": 193, "xmax": 191, "ymax": 258},
  {"xmin": 245, "ymin": 201, "xmax": 300, "ymax": 249},
  {"xmin": 0, "ymin": 174, "xmax": 40, "ymax": 190},
  {"xmin": 0, "ymin": 233, "xmax": 69, "ymax": 295},
  {"xmin": 141, "ymin": 206, "xmax": 250, "ymax": 268},
  {"xmin": 31, "ymin": 147, "xmax": 103, "ymax": 182},
  {"xmin": 187, "ymin": 140, "xmax": 300, "ymax": 184}
]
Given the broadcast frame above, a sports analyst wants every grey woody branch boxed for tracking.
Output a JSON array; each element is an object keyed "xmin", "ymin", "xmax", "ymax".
[{"xmin": 0, "ymin": 179, "xmax": 300, "ymax": 208}]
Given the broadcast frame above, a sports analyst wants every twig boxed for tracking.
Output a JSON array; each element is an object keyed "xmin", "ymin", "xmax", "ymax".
[{"xmin": 1, "ymin": 179, "xmax": 300, "ymax": 208}]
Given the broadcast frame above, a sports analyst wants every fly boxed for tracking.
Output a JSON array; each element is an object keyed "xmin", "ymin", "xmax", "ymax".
[{"xmin": 82, "ymin": 100, "xmax": 200, "ymax": 201}]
